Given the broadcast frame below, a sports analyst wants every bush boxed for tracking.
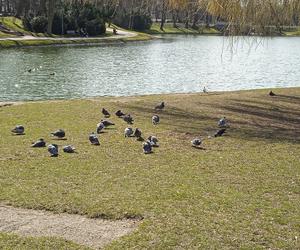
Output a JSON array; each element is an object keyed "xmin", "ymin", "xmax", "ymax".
[
  {"xmin": 31, "ymin": 16, "xmax": 48, "ymax": 33},
  {"xmin": 22, "ymin": 15, "xmax": 33, "ymax": 31},
  {"xmin": 132, "ymin": 14, "xmax": 152, "ymax": 31},
  {"xmin": 85, "ymin": 19, "xmax": 106, "ymax": 36}
]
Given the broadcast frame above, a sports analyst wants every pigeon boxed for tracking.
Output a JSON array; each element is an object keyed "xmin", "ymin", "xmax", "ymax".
[
  {"xmin": 191, "ymin": 138, "xmax": 202, "ymax": 148},
  {"xmin": 101, "ymin": 119, "xmax": 115, "ymax": 127},
  {"xmin": 152, "ymin": 115, "xmax": 160, "ymax": 125},
  {"xmin": 123, "ymin": 114, "xmax": 134, "ymax": 124},
  {"xmin": 124, "ymin": 127, "xmax": 134, "ymax": 137},
  {"xmin": 203, "ymin": 87, "xmax": 208, "ymax": 93},
  {"xmin": 155, "ymin": 102, "xmax": 165, "ymax": 110},
  {"xmin": 143, "ymin": 141, "xmax": 153, "ymax": 154},
  {"xmin": 218, "ymin": 117, "xmax": 227, "ymax": 127},
  {"xmin": 269, "ymin": 91, "xmax": 276, "ymax": 96},
  {"xmin": 31, "ymin": 138, "xmax": 46, "ymax": 148},
  {"xmin": 147, "ymin": 136, "xmax": 159, "ymax": 147},
  {"xmin": 48, "ymin": 144, "xmax": 58, "ymax": 157},
  {"xmin": 63, "ymin": 145, "xmax": 76, "ymax": 153},
  {"xmin": 134, "ymin": 128, "xmax": 142, "ymax": 139},
  {"xmin": 97, "ymin": 122, "xmax": 105, "ymax": 134},
  {"xmin": 102, "ymin": 108, "xmax": 110, "ymax": 118},
  {"xmin": 214, "ymin": 128, "xmax": 226, "ymax": 137},
  {"xmin": 11, "ymin": 125, "xmax": 25, "ymax": 135},
  {"xmin": 51, "ymin": 129, "xmax": 65, "ymax": 139},
  {"xmin": 115, "ymin": 110, "xmax": 125, "ymax": 118},
  {"xmin": 89, "ymin": 132, "xmax": 100, "ymax": 145}
]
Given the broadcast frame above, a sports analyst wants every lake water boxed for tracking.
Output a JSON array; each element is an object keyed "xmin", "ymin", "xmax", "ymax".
[{"xmin": 0, "ymin": 35, "xmax": 300, "ymax": 101}]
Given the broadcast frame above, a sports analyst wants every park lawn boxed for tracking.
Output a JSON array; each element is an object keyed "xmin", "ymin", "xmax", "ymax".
[
  {"xmin": 283, "ymin": 27, "xmax": 300, "ymax": 36},
  {"xmin": 0, "ymin": 88, "xmax": 299, "ymax": 249}
]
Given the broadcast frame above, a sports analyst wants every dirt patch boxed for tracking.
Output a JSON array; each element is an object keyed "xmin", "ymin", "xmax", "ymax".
[{"xmin": 0, "ymin": 205, "xmax": 140, "ymax": 249}]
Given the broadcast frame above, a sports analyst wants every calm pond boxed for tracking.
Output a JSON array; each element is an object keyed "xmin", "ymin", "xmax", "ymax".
[{"xmin": 1, "ymin": 35, "xmax": 300, "ymax": 101}]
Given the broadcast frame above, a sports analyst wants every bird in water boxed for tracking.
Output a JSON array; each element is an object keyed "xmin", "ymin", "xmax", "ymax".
[
  {"xmin": 102, "ymin": 108, "xmax": 110, "ymax": 118},
  {"xmin": 27, "ymin": 69, "xmax": 32, "ymax": 73},
  {"xmin": 214, "ymin": 128, "xmax": 226, "ymax": 137},
  {"xmin": 218, "ymin": 117, "xmax": 228, "ymax": 128},
  {"xmin": 269, "ymin": 91, "xmax": 276, "ymax": 96},
  {"xmin": 147, "ymin": 136, "xmax": 159, "ymax": 147},
  {"xmin": 96, "ymin": 122, "xmax": 105, "ymax": 134},
  {"xmin": 50, "ymin": 72, "xmax": 56, "ymax": 76},
  {"xmin": 31, "ymin": 138, "xmax": 46, "ymax": 148},
  {"xmin": 152, "ymin": 115, "xmax": 160, "ymax": 125},
  {"xmin": 143, "ymin": 141, "xmax": 153, "ymax": 154},
  {"xmin": 203, "ymin": 87, "xmax": 208, "ymax": 93},
  {"xmin": 123, "ymin": 114, "xmax": 134, "ymax": 124},
  {"xmin": 51, "ymin": 129, "xmax": 65, "ymax": 139},
  {"xmin": 11, "ymin": 125, "xmax": 25, "ymax": 135},
  {"xmin": 124, "ymin": 127, "xmax": 134, "ymax": 137},
  {"xmin": 134, "ymin": 128, "xmax": 143, "ymax": 140},
  {"xmin": 89, "ymin": 132, "xmax": 100, "ymax": 145},
  {"xmin": 63, "ymin": 145, "xmax": 76, "ymax": 153},
  {"xmin": 115, "ymin": 110, "xmax": 125, "ymax": 118},
  {"xmin": 100, "ymin": 119, "xmax": 115, "ymax": 127},
  {"xmin": 191, "ymin": 138, "xmax": 203, "ymax": 148},
  {"xmin": 155, "ymin": 102, "xmax": 165, "ymax": 110},
  {"xmin": 48, "ymin": 144, "xmax": 58, "ymax": 157}
]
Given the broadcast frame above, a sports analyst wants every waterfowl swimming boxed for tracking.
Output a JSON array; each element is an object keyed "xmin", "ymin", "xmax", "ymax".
[
  {"xmin": 152, "ymin": 115, "xmax": 160, "ymax": 125},
  {"xmin": 50, "ymin": 72, "xmax": 56, "ymax": 76},
  {"xmin": 191, "ymin": 138, "xmax": 202, "ymax": 148},
  {"xmin": 27, "ymin": 69, "xmax": 32, "ymax": 73},
  {"xmin": 51, "ymin": 129, "xmax": 65, "ymax": 139},
  {"xmin": 89, "ymin": 132, "xmax": 100, "ymax": 145},
  {"xmin": 214, "ymin": 128, "xmax": 226, "ymax": 137},
  {"xmin": 48, "ymin": 144, "xmax": 58, "ymax": 157},
  {"xmin": 269, "ymin": 91, "xmax": 276, "ymax": 96},
  {"xmin": 63, "ymin": 145, "xmax": 76, "ymax": 153},
  {"xmin": 115, "ymin": 110, "xmax": 125, "ymax": 118},
  {"xmin": 97, "ymin": 122, "xmax": 105, "ymax": 134},
  {"xmin": 100, "ymin": 119, "xmax": 115, "ymax": 127},
  {"xmin": 31, "ymin": 138, "xmax": 46, "ymax": 148},
  {"xmin": 134, "ymin": 128, "xmax": 142, "ymax": 139},
  {"xmin": 143, "ymin": 141, "xmax": 152, "ymax": 154},
  {"xmin": 155, "ymin": 102, "xmax": 165, "ymax": 110},
  {"xmin": 218, "ymin": 117, "xmax": 227, "ymax": 127},
  {"xmin": 102, "ymin": 108, "xmax": 110, "ymax": 118},
  {"xmin": 11, "ymin": 125, "xmax": 25, "ymax": 135},
  {"xmin": 123, "ymin": 114, "xmax": 134, "ymax": 124},
  {"xmin": 124, "ymin": 127, "xmax": 134, "ymax": 137},
  {"xmin": 147, "ymin": 136, "xmax": 159, "ymax": 147}
]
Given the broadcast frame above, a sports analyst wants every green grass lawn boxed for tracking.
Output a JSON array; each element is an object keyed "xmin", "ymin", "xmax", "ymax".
[{"xmin": 0, "ymin": 88, "xmax": 299, "ymax": 249}]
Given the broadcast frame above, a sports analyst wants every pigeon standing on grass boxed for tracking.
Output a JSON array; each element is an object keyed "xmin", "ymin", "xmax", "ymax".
[
  {"xmin": 48, "ymin": 144, "xmax": 58, "ymax": 157},
  {"xmin": 134, "ymin": 128, "xmax": 143, "ymax": 140},
  {"xmin": 269, "ymin": 91, "xmax": 276, "ymax": 96},
  {"xmin": 143, "ymin": 141, "xmax": 152, "ymax": 154},
  {"xmin": 115, "ymin": 110, "xmax": 125, "ymax": 118},
  {"xmin": 218, "ymin": 117, "xmax": 227, "ymax": 128},
  {"xmin": 147, "ymin": 136, "xmax": 159, "ymax": 147},
  {"xmin": 11, "ymin": 125, "xmax": 25, "ymax": 135},
  {"xmin": 155, "ymin": 102, "xmax": 165, "ymax": 110},
  {"xmin": 214, "ymin": 128, "xmax": 226, "ymax": 137},
  {"xmin": 102, "ymin": 108, "xmax": 111, "ymax": 118},
  {"xmin": 191, "ymin": 138, "xmax": 203, "ymax": 148},
  {"xmin": 89, "ymin": 132, "xmax": 100, "ymax": 145},
  {"xmin": 203, "ymin": 87, "xmax": 208, "ymax": 93},
  {"xmin": 97, "ymin": 122, "xmax": 105, "ymax": 134},
  {"xmin": 123, "ymin": 114, "xmax": 134, "ymax": 124},
  {"xmin": 101, "ymin": 119, "xmax": 115, "ymax": 128},
  {"xmin": 152, "ymin": 115, "xmax": 160, "ymax": 125},
  {"xmin": 124, "ymin": 127, "xmax": 134, "ymax": 137},
  {"xmin": 31, "ymin": 138, "xmax": 46, "ymax": 147},
  {"xmin": 63, "ymin": 145, "xmax": 76, "ymax": 153},
  {"xmin": 51, "ymin": 129, "xmax": 65, "ymax": 139}
]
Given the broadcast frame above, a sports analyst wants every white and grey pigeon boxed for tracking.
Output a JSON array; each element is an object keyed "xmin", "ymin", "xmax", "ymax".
[
  {"xmin": 124, "ymin": 127, "xmax": 134, "ymax": 137},
  {"xmin": 31, "ymin": 138, "xmax": 46, "ymax": 148},
  {"xmin": 143, "ymin": 141, "xmax": 153, "ymax": 154},
  {"xmin": 147, "ymin": 136, "xmax": 159, "ymax": 147},
  {"xmin": 218, "ymin": 117, "xmax": 227, "ymax": 127},
  {"xmin": 100, "ymin": 119, "xmax": 115, "ymax": 127},
  {"xmin": 63, "ymin": 145, "xmax": 76, "ymax": 153},
  {"xmin": 51, "ymin": 129, "xmax": 65, "ymax": 139},
  {"xmin": 97, "ymin": 122, "xmax": 105, "ymax": 134},
  {"xmin": 152, "ymin": 115, "xmax": 160, "ymax": 125},
  {"xmin": 48, "ymin": 144, "xmax": 58, "ymax": 157},
  {"xmin": 191, "ymin": 138, "xmax": 203, "ymax": 148},
  {"xmin": 89, "ymin": 132, "xmax": 100, "ymax": 145},
  {"xmin": 11, "ymin": 125, "xmax": 25, "ymax": 135}
]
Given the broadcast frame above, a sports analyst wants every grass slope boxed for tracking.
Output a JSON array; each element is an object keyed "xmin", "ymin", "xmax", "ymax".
[{"xmin": 0, "ymin": 88, "xmax": 299, "ymax": 249}]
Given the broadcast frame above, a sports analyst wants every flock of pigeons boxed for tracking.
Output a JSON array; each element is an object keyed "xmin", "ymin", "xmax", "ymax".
[{"xmin": 10, "ymin": 101, "xmax": 228, "ymax": 157}]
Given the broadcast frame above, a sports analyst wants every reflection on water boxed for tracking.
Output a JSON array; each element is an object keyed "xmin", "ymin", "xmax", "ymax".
[{"xmin": 0, "ymin": 36, "xmax": 300, "ymax": 101}]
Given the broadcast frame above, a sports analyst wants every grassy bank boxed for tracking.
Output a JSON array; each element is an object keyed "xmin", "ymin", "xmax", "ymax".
[{"xmin": 0, "ymin": 88, "xmax": 299, "ymax": 249}]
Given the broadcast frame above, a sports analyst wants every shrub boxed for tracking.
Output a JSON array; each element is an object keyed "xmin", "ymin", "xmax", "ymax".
[
  {"xmin": 85, "ymin": 19, "xmax": 106, "ymax": 36},
  {"xmin": 31, "ymin": 16, "xmax": 48, "ymax": 33},
  {"xmin": 132, "ymin": 14, "xmax": 152, "ymax": 31},
  {"xmin": 22, "ymin": 15, "xmax": 33, "ymax": 31}
]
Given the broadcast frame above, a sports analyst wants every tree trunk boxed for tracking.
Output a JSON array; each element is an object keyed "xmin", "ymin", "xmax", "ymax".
[
  {"xmin": 47, "ymin": 0, "xmax": 55, "ymax": 34},
  {"xmin": 172, "ymin": 10, "xmax": 177, "ymax": 28},
  {"xmin": 160, "ymin": 0, "xmax": 166, "ymax": 31}
]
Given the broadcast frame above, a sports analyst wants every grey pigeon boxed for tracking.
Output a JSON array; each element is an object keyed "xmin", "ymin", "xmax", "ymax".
[
  {"xmin": 134, "ymin": 128, "xmax": 142, "ymax": 140},
  {"xmin": 143, "ymin": 141, "xmax": 152, "ymax": 154},
  {"xmin": 89, "ymin": 132, "xmax": 100, "ymax": 145},
  {"xmin": 101, "ymin": 119, "xmax": 115, "ymax": 127},
  {"xmin": 123, "ymin": 114, "xmax": 134, "ymax": 124},
  {"xmin": 31, "ymin": 138, "xmax": 46, "ymax": 148},
  {"xmin": 11, "ymin": 125, "xmax": 25, "ymax": 135},
  {"xmin": 215, "ymin": 128, "xmax": 226, "ymax": 137},
  {"xmin": 102, "ymin": 108, "xmax": 110, "ymax": 118},
  {"xmin": 48, "ymin": 144, "xmax": 58, "ymax": 157},
  {"xmin": 147, "ymin": 136, "xmax": 159, "ymax": 147},
  {"xmin": 269, "ymin": 91, "xmax": 276, "ymax": 96},
  {"xmin": 115, "ymin": 110, "xmax": 125, "ymax": 117},
  {"xmin": 152, "ymin": 115, "xmax": 160, "ymax": 125},
  {"xmin": 191, "ymin": 138, "xmax": 202, "ymax": 148},
  {"xmin": 63, "ymin": 145, "xmax": 76, "ymax": 153},
  {"xmin": 155, "ymin": 102, "xmax": 165, "ymax": 110},
  {"xmin": 124, "ymin": 127, "xmax": 134, "ymax": 137},
  {"xmin": 218, "ymin": 117, "xmax": 227, "ymax": 128},
  {"xmin": 51, "ymin": 129, "xmax": 65, "ymax": 139},
  {"xmin": 97, "ymin": 122, "xmax": 105, "ymax": 134}
]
